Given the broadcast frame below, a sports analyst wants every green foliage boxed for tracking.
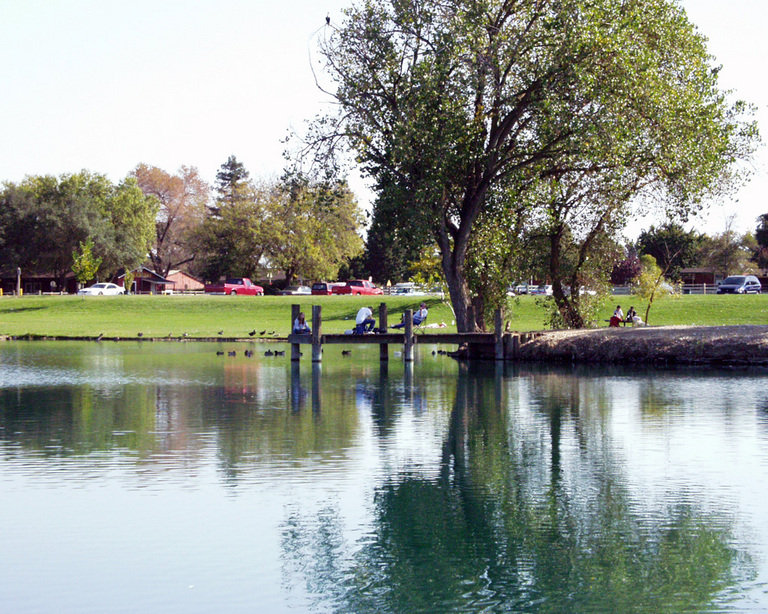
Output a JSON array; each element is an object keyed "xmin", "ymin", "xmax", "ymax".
[
  {"xmin": 313, "ymin": 0, "xmax": 757, "ymax": 331},
  {"xmin": 268, "ymin": 177, "xmax": 364, "ymax": 285},
  {"xmin": 0, "ymin": 172, "xmax": 157, "ymax": 283},
  {"xmin": 698, "ymin": 217, "xmax": 757, "ymax": 277},
  {"xmin": 122, "ymin": 269, "xmax": 135, "ymax": 294},
  {"xmin": 214, "ymin": 155, "xmax": 250, "ymax": 210},
  {"xmin": 194, "ymin": 160, "xmax": 365, "ymax": 284},
  {"xmin": 408, "ymin": 246, "xmax": 444, "ymax": 290},
  {"xmin": 71, "ymin": 239, "xmax": 102, "ymax": 285},
  {"xmin": 100, "ymin": 177, "xmax": 159, "ymax": 275},
  {"xmin": 637, "ymin": 223, "xmax": 704, "ymax": 281},
  {"xmin": 635, "ymin": 254, "xmax": 668, "ymax": 325}
]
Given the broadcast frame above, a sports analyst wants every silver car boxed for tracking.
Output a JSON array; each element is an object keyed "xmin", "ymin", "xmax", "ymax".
[{"xmin": 716, "ymin": 275, "xmax": 762, "ymax": 294}]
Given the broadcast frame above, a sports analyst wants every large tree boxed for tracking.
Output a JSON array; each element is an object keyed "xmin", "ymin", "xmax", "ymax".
[
  {"xmin": 133, "ymin": 164, "xmax": 209, "ymax": 277},
  {"xmin": 310, "ymin": 0, "xmax": 756, "ymax": 331},
  {"xmin": 637, "ymin": 223, "xmax": 704, "ymax": 282},
  {"xmin": 753, "ymin": 213, "xmax": 768, "ymax": 270},
  {"xmin": 698, "ymin": 216, "xmax": 756, "ymax": 278},
  {"xmin": 268, "ymin": 177, "xmax": 364, "ymax": 285},
  {"xmin": 0, "ymin": 172, "xmax": 156, "ymax": 286}
]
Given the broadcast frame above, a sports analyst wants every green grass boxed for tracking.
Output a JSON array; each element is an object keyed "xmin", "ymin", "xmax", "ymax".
[
  {"xmin": 1, "ymin": 293, "xmax": 766, "ymax": 338},
  {"xmin": 0, "ymin": 294, "xmax": 457, "ymax": 338}
]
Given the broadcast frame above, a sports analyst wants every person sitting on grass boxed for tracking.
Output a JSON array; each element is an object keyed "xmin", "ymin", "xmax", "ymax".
[
  {"xmin": 392, "ymin": 303, "xmax": 428, "ymax": 329},
  {"xmin": 293, "ymin": 312, "xmax": 311, "ymax": 334},
  {"xmin": 625, "ymin": 306, "xmax": 637, "ymax": 326}
]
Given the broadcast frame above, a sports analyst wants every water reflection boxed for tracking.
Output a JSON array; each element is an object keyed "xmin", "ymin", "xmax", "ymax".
[
  {"xmin": 283, "ymin": 363, "xmax": 764, "ymax": 613},
  {"xmin": 1, "ymin": 342, "xmax": 767, "ymax": 612}
]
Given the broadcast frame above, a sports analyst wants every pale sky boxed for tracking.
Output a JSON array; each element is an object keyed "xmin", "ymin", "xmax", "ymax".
[{"xmin": 1, "ymin": 0, "xmax": 765, "ymax": 240}]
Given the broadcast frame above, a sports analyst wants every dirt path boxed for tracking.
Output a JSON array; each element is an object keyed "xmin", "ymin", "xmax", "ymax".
[{"xmin": 515, "ymin": 325, "xmax": 768, "ymax": 365}]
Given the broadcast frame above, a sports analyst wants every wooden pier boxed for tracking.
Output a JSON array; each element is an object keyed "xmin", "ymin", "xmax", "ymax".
[{"xmin": 288, "ymin": 303, "xmax": 523, "ymax": 363}]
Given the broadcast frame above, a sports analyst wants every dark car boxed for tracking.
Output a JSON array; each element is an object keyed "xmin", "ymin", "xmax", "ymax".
[
  {"xmin": 716, "ymin": 275, "xmax": 762, "ymax": 294},
  {"xmin": 311, "ymin": 282, "xmax": 342, "ymax": 295}
]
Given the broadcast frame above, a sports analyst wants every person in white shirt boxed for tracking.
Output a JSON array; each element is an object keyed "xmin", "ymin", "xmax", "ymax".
[
  {"xmin": 355, "ymin": 306, "xmax": 375, "ymax": 333},
  {"xmin": 392, "ymin": 303, "xmax": 428, "ymax": 329}
]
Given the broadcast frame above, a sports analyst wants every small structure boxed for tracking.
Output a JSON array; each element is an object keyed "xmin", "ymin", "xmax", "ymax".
[
  {"xmin": 0, "ymin": 270, "xmax": 76, "ymax": 294},
  {"xmin": 166, "ymin": 270, "xmax": 204, "ymax": 293},
  {"xmin": 680, "ymin": 268, "xmax": 716, "ymax": 285},
  {"xmin": 114, "ymin": 266, "xmax": 173, "ymax": 294}
]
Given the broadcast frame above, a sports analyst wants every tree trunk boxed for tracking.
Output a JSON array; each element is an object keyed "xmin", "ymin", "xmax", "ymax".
[
  {"xmin": 549, "ymin": 230, "xmax": 585, "ymax": 329},
  {"xmin": 443, "ymin": 263, "xmax": 474, "ymax": 332}
]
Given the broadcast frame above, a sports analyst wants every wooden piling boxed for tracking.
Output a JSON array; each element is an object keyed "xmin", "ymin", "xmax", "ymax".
[
  {"xmin": 379, "ymin": 302, "xmax": 388, "ymax": 361},
  {"xmin": 404, "ymin": 309, "xmax": 414, "ymax": 361},
  {"xmin": 494, "ymin": 309, "xmax": 504, "ymax": 361},
  {"xmin": 291, "ymin": 304, "xmax": 301, "ymax": 362},
  {"xmin": 312, "ymin": 305, "xmax": 322, "ymax": 362}
]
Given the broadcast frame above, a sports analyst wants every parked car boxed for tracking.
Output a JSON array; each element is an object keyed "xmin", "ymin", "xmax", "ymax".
[
  {"xmin": 311, "ymin": 281, "xmax": 343, "ymax": 295},
  {"xmin": 204, "ymin": 278, "xmax": 264, "ymax": 296},
  {"xmin": 281, "ymin": 285, "xmax": 312, "ymax": 295},
  {"xmin": 716, "ymin": 275, "xmax": 762, "ymax": 294},
  {"xmin": 332, "ymin": 280, "xmax": 384, "ymax": 296},
  {"xmin": 515, "ymin": 284, "xmax": 533, "ymax": 295},
  {"xmin": 393, "ymin": 282, "xmax": 425, "ymax": 296},
  {"xmin": 530, "ymin": 284, "xmax": 553, "ymax": 296},
  {"xmin": 78, "ymin": 282, "xmax": 125, "ymax": 296}
]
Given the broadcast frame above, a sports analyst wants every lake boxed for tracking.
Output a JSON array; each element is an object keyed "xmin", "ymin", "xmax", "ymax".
[{"xmin": 1, "ymin": 341, "xmax": 767, "ymax": 613}]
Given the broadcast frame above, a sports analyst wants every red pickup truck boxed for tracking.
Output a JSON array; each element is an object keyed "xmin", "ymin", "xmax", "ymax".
[
  {"xmin": 204, "ymin": 278, "xmax": 264, "ymax": 296},
  {"xmin": 331, "ymin": 280, "xmax": 383, "ymax": 296}
]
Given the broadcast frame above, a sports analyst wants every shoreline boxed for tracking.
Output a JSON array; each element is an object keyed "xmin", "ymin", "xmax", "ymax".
[
  {"xmin": 514, "ymin": 325, "xmax": 768, "ymax": 366},
  {"xmin": 4, "ymin": 325, "xmax": 768, "ymax": 366}
]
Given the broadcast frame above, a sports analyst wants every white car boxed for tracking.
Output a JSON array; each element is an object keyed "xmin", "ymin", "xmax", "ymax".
[
  {"xmin": 280, "ymin": 285, "xmax": 312, "ymax": 295},
  {"xmin": 77, "ymin": 282, "xmax": 125, "ymax": 296}
]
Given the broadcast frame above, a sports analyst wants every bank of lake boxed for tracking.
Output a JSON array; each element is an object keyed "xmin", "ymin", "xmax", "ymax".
[{"xmin": 0, "ymin": 293, "xmax": 766, "ymax": 340}]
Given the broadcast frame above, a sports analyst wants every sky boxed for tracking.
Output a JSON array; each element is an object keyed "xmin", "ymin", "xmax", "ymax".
[{"xmin": 1, "ymin": 0, "xmax": 766, "ymax": 240}]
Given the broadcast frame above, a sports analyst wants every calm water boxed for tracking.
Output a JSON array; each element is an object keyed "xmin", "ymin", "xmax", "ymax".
[{"xmin": 1, "ymin": 341, "xmax": 767, "ymax": 613}]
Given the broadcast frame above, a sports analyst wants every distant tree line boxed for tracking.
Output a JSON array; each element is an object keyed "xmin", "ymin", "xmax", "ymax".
[{"xmin": 0, "ymin": 156, "xmax": 364, "ymax": 288}]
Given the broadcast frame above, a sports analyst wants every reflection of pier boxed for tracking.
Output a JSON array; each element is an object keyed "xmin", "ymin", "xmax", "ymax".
[{"xmin": 288, "ymin": 303, "xmax": 527, "ymax": 364}]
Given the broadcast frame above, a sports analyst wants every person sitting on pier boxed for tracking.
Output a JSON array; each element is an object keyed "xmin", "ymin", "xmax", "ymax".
[
  {"xmin": 355, "ymin": 306, "xmax": 376, "ymax": 334},
  {"xmin": 293, "ymin": 312, "xmax": 311, "ymax": 334},
  {"xmin": 392, "ymin": 303, "xmax": 428, "ymax": 329}
]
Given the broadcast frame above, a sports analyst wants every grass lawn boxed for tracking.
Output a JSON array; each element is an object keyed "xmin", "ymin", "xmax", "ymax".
[{"xmin": 0, "ymin": 293, "xmax": 766, "ymax": 338}]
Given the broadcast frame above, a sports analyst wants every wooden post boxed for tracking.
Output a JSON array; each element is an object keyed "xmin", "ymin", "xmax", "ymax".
[
  {"xmin": 290, "ymin": 361, "xmax": 301, "ymax": 413},
  {"xmin": 379, "ymin": 302, "xmax": 388, "ymax": 361},
  {"xmin": 404, "ymin": 309, "xmax": 414, "ymax": 361},
  {"xmin": 494, "ymin": 308, "xmax": 504, "ymax": 360},
  {"xmin": 311, "ymin": 363, "xmax": 322, "ymax": 414},
  {"xmin": 505, "ymin": 333, "xmax": 518, "ymax": 360},
  {"xmin": 291, "ymin": 304, "xmax": 301, "ymax": 362},
  {"xmin": 312, "ymin": 305, "xmax": 322, "ymax": 362}
]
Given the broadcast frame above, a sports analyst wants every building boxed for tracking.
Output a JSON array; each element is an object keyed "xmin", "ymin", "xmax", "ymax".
[
  {"xmin": 113, "ymin": 266, "xmax": 173, "ymax": 294},
  {"xmin": 165, "ymin": 270, "xmax": 204, "ymax": 292},
  {"xmin": 679, "ymin": 268, "xmax": 717, "ymax": 285}
]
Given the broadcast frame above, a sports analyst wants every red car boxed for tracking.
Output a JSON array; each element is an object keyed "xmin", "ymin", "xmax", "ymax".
[
  {"xmin": 204, "ymin": 277, "xmax": 264, "ymax": 296},
  {"xmin": 331, "ymin": 280, "xmax": 383, "ymax": 296}
]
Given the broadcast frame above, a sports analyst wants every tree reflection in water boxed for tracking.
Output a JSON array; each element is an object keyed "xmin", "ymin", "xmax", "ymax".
[{"xmin": 282, "ymin": 363, "xmax": 751, "ymax": 614}]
